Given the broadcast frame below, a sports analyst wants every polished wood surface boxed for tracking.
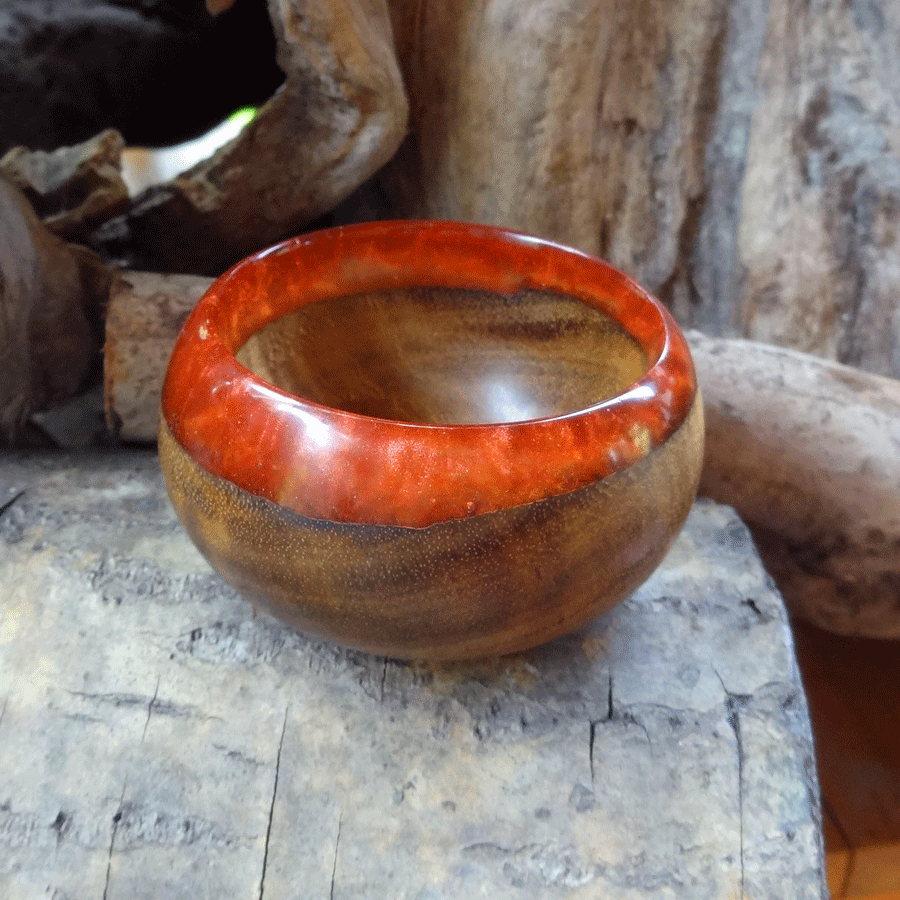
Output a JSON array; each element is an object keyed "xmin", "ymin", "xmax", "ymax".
[
  {"xmin": 159, "ymin": 402, "xmax": 703, "ymax": 660},
  {"xmin": 236, "ymin": 287, "xmax": 647, "ymax": 425},
  {"xmin": 161, "ymin": 221, "xmax": 697, "ymax": 528},
  {"xmin": 159, "ymin": 222, "xmax": 703, "ymax": 658}
]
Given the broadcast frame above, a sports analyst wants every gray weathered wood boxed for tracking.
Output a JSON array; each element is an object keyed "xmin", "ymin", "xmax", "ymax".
[
  {"xmin": 377, "ymin": 0, "xmax": 900, "ymax": 379},
  {"xmin": 0, "ymin": 452, "xmax": 826, "ymax": 898}
]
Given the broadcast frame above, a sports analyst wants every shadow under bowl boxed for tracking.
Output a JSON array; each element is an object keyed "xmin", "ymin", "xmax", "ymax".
[{"xmin": 159, "ymin": 221, "xmax": 704, "ymax": 660}]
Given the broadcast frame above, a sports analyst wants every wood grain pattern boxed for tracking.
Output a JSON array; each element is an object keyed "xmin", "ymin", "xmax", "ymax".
[{"xmin": 0, "ymin": 452, "xmax": 827, "ymax": 898}]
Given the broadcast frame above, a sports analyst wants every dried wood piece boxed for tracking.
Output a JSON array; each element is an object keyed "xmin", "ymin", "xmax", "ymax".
[
  {"xmin": 93, "ymin": 0, "xmax": 408, "ymax": 275},
  {"xmin": 0, "ymin": 129, "xmax": 130, "ymax": 242},
  {"xmin": 0, "ymin": 451, "xmax": 825, "ymax": 897},
  {"xmin": 104, "ymin": 271, "xmax": 213, "ymax": 442},
  {"xmin": 379, "ymin": 0, "xmax": 750, "ymax": 306},
  {"xmin": 0, "ymin": 174, "xmax": 108, "ymax": 443},
  {"xmin": 691, "ymin": 331, "xmax": 900, "ymax": 637},
  {"xmin": 377, "ymin": 0, "xmax": 900, "ymax": 379}
]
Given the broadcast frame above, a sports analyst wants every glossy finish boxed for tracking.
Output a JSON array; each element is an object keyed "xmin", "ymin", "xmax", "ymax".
[
  {"xmin": 160, "ymin": 221, "xmax": 703, "ymax": 659},
  {"xmin": 161, "ymin": 221, "xmax": 697, "ymax": 528}
]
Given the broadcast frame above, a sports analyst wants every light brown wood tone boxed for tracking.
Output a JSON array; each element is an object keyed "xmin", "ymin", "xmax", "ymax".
[
  {"xmin": 103, "ymin": 271, "xmax": 213, "ymax": 442},
  {"xmin": 376, "ymin": 0, "xmax": 900, "ymax": 380},
  {"xmin": 691, "ymin": 331, "xmax": 900, "ymax": 638}
]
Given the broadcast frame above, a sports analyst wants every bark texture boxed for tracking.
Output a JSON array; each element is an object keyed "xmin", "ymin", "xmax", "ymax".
[
  {"xmin": 0, "ymin": 452, "xmax": 826, "ymax": 898},
  {"xmin": 377, "ymin": 0, "xmax": 900, "ymax": 378}
]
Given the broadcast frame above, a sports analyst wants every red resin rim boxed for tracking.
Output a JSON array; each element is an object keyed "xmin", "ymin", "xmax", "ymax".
[{"xmin": 161, "ymin": 221, "xmax": 697, "ymax": 528}]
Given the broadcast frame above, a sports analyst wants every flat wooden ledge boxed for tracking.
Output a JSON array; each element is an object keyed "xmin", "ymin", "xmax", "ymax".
[{"xmin": 0, "ymin": 451, "xmax": 826, "ymax": 899}]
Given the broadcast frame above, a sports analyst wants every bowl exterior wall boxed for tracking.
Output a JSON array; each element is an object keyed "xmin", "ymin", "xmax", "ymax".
[{"xmin": 158, "ymin": 398, "xmax": 703, "ymax": 660}]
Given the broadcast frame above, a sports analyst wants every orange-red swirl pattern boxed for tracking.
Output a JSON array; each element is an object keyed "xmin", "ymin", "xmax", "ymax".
[{"xmin": 161, "ymin": 221, "xmax": 698, "ymax": 528}]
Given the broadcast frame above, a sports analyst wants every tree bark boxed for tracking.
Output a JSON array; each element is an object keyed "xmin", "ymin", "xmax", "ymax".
[{"xmin": 377, "ymin": 0, "xmax": 900, "ymax": 379}]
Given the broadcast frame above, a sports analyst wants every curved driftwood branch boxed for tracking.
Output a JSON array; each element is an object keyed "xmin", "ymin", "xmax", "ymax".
[
  {"xmin": 691, "ymin": 331, "xmax": 900, "ymax": 637},
  {"xmin": 93, "ymin": 0, "xmax": 408, "ymax": 275}
]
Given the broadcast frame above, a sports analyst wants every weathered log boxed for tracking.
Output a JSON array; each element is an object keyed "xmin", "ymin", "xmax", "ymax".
[
  {"xmin": 0, "ymin": 451, "xmax": 826, "ymax": 898},
  {"xmin": 376, "ymin": 0, "xmax": 900, "ymax": 380},
  {"xmin": 90, "ymin": 0, "xmax": 409, "ymax": 275},
  {"xmin": 691, "ymin": 331, "xmax": 900, "ymax": 638},
  {"xmin": 101, "ymin": 279, "xmax": 900, "ymax": 635},
  {"xmin": 104, "ymin": 271, "xmax": 213, "ymax": 442},
  {"xmin": 0, "ymin": 174, "xmax": 109, "ymax": 443}
]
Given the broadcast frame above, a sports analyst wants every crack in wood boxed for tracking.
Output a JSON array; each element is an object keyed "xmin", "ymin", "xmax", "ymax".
[
  {"xmin": 102, "ymin": 780, "xmax": 127, "ymax": 900},
  {"xmin": 379, "ymin": 659, "xmax": 388, "ymax": 703},
  {"xmin": 588, "ymin": 673, "xmax": 615, "ymax": 785},
  {"xmin": 715, "ymin": 670, "xmax": 749, "ymax": 896},
  {"xmin": 329, "ymin": 812, "xmax": 342, "ymax": 900},
  {"xmin": 142, "ymin": 676, "xmax": 160, "ymax": 743},
  {"xmin": 588, "ymin": 720, "xmax": 596, "ymax": 786},
  {"xmin": 0, "ymin": 490, "xmax": 24, "ymax": 519},
  {"xmin": 258, "ymin": 706, "xmax": 288, "ymax": 900}
]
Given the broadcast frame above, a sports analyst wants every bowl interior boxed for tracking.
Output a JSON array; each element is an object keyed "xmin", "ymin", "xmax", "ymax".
[{"xmin": 236, "ymin": 286, "xmax": 648, "ymax": 425}]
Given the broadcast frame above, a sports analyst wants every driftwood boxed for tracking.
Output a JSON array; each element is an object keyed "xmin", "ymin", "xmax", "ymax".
[
  {"xmin": 102, "ymin": 278, "xmax": 900, "ymax": 636},
  {"xmin": 6, "ymin": 1, "xmax": 899, "ymax": 377},
  {"xmin": 0, "ymin": 174, "xmax": 109, "ymax": 442},
  {"xmin": 104, "ymin": 271, "xmax": 214, "ymax": 442},
  {"xmin": 375, "ymin": 0, "xmax": 900, "ymax": 380},
  {"xmin": 0, "ymin": 451, "xmax": 825, "ymax": 898},
  {"xmin": 1, "ymin": 129, "xmax": 130, "ymax": 243},
  {"xmin": 90, "ymin": 0, "xmax": 408, "ymax": 275},
  {"xmin": 691, "ymin": 332, "xmax": 900, "ymax": 638}
]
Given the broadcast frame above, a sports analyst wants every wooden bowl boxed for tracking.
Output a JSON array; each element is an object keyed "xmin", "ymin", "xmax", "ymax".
[{"xmin": 159, "ymin": 221, "xmax": 703, "ymax": 660}]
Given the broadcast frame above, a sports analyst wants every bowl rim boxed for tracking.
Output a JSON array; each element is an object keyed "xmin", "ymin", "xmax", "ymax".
[{"xmin": 161, "ymin": 220, "xmax": 698, "ymax": 528}]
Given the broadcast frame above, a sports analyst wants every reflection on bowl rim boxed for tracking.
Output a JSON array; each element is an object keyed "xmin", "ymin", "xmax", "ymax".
[{"xmin": 160, "ymin": 220, "xmax": 698, "ymax": 529}]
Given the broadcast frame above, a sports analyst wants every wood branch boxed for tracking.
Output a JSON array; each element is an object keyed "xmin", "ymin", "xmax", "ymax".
[
  {"xmin": 1, "ymin": 129, "xmax": 130, "ymax": 243},
  {"xmin": 102, "ymin": 280, "xmax": 900, "ymax": 635},
  {"xmin": 691, "ymin": 331, "xmax": 900, "ymax": 637},
  {"xmin": 0, "ymin": 174, "xmax": 108, "ymax": 443},
  {"xmin": 90, "ymin": 0, "xmax": 409, "ymax": 275},
  {"xmin": 104, "ymin": 271, "xmax": 213, "ymax": 442}
]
